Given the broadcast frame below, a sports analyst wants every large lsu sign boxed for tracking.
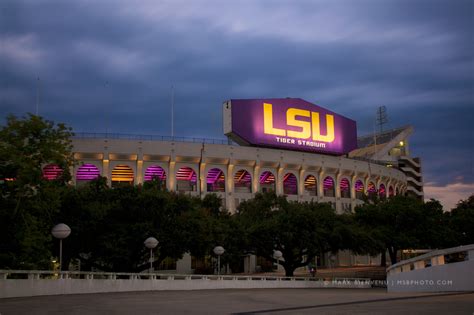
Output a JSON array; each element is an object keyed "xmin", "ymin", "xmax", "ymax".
[{"xmin": 223, "ymin": 98, "xmax": 357, "ymax": 155}]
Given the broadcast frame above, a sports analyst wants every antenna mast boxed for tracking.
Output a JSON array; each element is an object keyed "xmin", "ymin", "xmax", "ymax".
[
  {"xmin": 36, "ymin": 77, "xmax": 40, "ymax": 115},
  {"xmin": 171, "ymin": 85, "xmax": 174, "ymax": 139},
  {"xmin": 376, "ymin": 106, "xmax": 388, "ymax": 133}
]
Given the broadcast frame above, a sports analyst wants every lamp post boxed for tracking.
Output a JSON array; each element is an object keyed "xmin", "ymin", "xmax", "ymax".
[
  {"xmin": 144, "ymin": 237, "xmax": 159, "ymax": 272},
  {"xmin": 51, "ymin": 223, "xmax": 71, "ymax": 271},
  {"xmin": 273, "ymin": 250, "xmax": 283, "ymax": 273},
  {"xmin": 213, "ymin": 246, "xmax": 225, "ymax": 275}
]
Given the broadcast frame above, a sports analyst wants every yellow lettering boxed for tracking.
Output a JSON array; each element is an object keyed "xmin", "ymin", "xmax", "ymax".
[
  {"xmin": 286, "ymin": 108, "xmax": 311, "ymax": 139},
  {"xmin": 263, "ymin": 103, "xmax": 286, "ymax": 136},
  {"xmin": 312, "ymin": 113, "xmax": 335, "ymax": 142}
]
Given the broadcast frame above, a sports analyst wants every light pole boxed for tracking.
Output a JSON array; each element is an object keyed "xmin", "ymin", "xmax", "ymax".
[
  {"xmin": 144, "ymin": 237, "xmax": 159, "ymax": 272},
  {"xmin": 273, "ymin": 250, "xmax": 283, "ymax": 273},
  {"xmin": 51, "ymin": 223, "xmax": 71, "ymax": 272},
  {"xmin": 213, "ymin": 246, "xmax": 225, "ymax": 275}
]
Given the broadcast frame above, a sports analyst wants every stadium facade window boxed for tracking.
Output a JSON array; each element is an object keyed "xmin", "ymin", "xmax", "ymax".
[
  {"xmin": 389, "ymin": 185, "xmax": 394, "ymax": 197},
  {"xmin": 76, "ymin": 163, "xmax": 100, "ymax": 184},
  {"xmin": 144, "ymin": 165, "xmax": 167, "ymax": 185},
  {"xmin": 111, "ymin": 164, "xmax": 134, "ymax": 187},
  {"xmin": 379, "ymin": 184, "xmax": 386, "ymax": 198},
  {"xmin": 340, "ymin": 178, "xmax": 350, "ymax": 198},
  {"xmin": 304, "ymin": 175, "xmax": 317, "ymax": 196},
  {"xmin": 283, "ymin": 173, "xmax": 297, "ymax": 195},
  {"xmin": 234, "ymin": 169, "xmax": 252, "ymax": 193},
  {"xmin": 43, "ymin": 164, "xmax": 63, "ymax": 180},
  {"xmin": 176, "ymin": 167, "xmax": 197, "ymax": 192},
  {"xmin": 259, "ymin": 171, "xmax": 275, "ymax": 193},
  {"xmin": 367, "ymin": 181, "xmax": 377, "ymax": 197},
  {"xmin": 355, "ymin": 180, "xmax": 364, "ymax": 199},
  {"xmin": 207, "ymin": 168, "xmax": 225, "ymax": 192},
  {"xmin": 323, "ymin": 176, "xmax": 335, "ymax": 197}
]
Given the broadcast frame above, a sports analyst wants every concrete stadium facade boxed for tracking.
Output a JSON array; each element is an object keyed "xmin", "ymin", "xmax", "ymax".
[{"xmin": 70, "ymin": 135, "xmax": 407, "ymax": 214}]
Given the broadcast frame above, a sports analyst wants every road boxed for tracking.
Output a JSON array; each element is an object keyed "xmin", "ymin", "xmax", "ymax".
[{"xmin": 0, "ymin": 288, "xmax": 473, "ymax": 314}]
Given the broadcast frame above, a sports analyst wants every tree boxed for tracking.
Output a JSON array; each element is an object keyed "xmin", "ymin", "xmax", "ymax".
[
  {"xmin": 237, "ymin": 193, "xmax": 345, "ymax": 276},
  {"xmin": 448, "ymin": 195, "xmax": 474, "ymax": 246},
  {"xmin": 354, "ymin": 195, "xmax": 448, "ymax": 265},
  {"xmin": 0, "ymin": 114, "xmax": 74, "ymax": 270}
]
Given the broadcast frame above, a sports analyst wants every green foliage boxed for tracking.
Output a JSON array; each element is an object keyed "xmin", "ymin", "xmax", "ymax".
[
  {"xmin": 0, "ymin": 114, "xmax": 74, "ymax": 191},
  {"xmin": 0, "ymin": 114, "xmax": 74, "ymax": 269},
  {"xmin": 236, "ymin": 192, "xmax": 349, "ymax": 276},
  {"xmin": 448, "ymin": 195, "xmax": 474, "ymax": 246}
]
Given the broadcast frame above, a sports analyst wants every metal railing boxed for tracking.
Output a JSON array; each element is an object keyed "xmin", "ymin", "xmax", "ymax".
[
  {"xmin": 0, "ymin": 269, "xmax": 369, "ymax": 284},
  {"xmin": 73, "ymin": 132, "xmax": 237, "ymax": 146}
]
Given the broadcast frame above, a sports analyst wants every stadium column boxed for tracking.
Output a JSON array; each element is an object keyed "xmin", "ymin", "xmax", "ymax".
[
  {"xmin": 200, "ymin": 162, "xmax": 206, "ymax": 195},
  {"xmin": 276, "ymin": 166, "xmax": 284, "ymax": 195},
  {"xmin": 317, "ymin": 170, "xmax": 325, "ymax": 198},
  {"xmin": 351, "ymin": 174, "xmax": 357, "ymax": 211},
  {"xmin": 168, "ymin": 160, "xmax": 176, "ymax": 191},
  {"xmin": 387, "ymin": 179, "xmax": 392, "ymax": 198},
  {"xmin": 136, "ymin": 152, "xmax": 143, "ymax": 185},
  {"xmin": 335, "ymin": 172, "xmax": 342, "ymax": 214},
  {"xmin": 227, "ymin": 163, "xmax": 235, "ymax": 213},
  {"xmin": 298, "ymin": 168, "xmax": 305, "ymax": 196},
  {"xmin": 102, "ymin": 153, "xmax": 111, "ymax": 186},
  {"xmin": 253, "ymin": 164, "xmax": 260, "ymax": 195}
]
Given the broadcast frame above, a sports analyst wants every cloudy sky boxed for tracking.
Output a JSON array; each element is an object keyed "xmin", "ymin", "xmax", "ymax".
[{"xmin": 1, "ymin": 0, "xmax": 473, "ymax": 209}]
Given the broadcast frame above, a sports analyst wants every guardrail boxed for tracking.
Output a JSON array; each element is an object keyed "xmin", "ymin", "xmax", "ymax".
[
  {"xmin": 386, "ymin": 244, "xmax": 474, "ymax": 292},
  {"xmin": 73, "ymin": 132, "xmax": 236, "ymax": 145},
  {"xmin": 0, "ymin": 270, "xmax": 371, "ymax": 298}
]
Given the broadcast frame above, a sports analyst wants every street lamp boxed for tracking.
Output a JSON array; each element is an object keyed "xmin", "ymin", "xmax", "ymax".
[
  {"xmin": 144, "ymin": 237, "xmax": 159, "ymax": 272},
  {"xmin": 273, "ymin": 250, "xmax": 283, "ymax": 273},
  {"xmin": 51, "ymin": 223, "xmax": 71, "ymax": 271},
  {"xmin": 213, "ymin": 246, "xmax": 225, "ymax": 275}
]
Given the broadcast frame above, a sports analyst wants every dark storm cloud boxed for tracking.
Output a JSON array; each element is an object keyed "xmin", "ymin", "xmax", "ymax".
[{"xmin": 1, "ymin": 0, "xmax": 473, "ymax": 191}]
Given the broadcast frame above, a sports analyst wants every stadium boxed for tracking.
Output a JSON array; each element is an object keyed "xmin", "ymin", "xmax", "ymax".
[{"xmin": 43, "ymin": 98, "xmax": 423, "ymax": 270}]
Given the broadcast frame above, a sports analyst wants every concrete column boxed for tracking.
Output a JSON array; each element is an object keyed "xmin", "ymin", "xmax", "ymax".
[
  {"xmin": 350, "ymin": 175, "xmax": 356, "ymax": 199},
  {"xmin": 168, "ymin": 160, "xmax": 176, "ymax": 191},
  {"xmin": 227, "ymin": 163, "xmax": 234, "ymax": 212},
  {"xmin": 253, "ymin": 164, "xmax": 260, "ymax": 194},
  {"xmin": 136, "ymin": 160, "xmax": 143, "ymax": 185},
  {"xmin": 298, "ymin": 168, "xmax": 305, "ymax": 196},
  {"xmin": 318, "ymin": 170, "xmax": 325, "ymax": 198},
  {"xmin": 200, "ymin": 162, "xmax": 207, "ymax": 194},
  {"xmin": 276, "ymin": 166, "xmax": 284, "ymax": 195},
  {"xmin": 335, "ymin": 172, "xmax": 341, "ymax": 199},
  {"xmin": 102, "ymin": 154, "xmax": 110, "ymax": 186}
]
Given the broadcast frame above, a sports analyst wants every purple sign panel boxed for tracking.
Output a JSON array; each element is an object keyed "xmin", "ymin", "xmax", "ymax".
[{"xmin": 223, "ymin": 98, "xmax": 357, "ymax": 155}]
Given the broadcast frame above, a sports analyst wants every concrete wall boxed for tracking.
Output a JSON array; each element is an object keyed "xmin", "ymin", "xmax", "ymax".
[
  {"xmin": 387, "ymin": 259, "xmax": 474, "ymax": 292},
  {"xmin": 0, "ymin": 277, "xmax": 370, "ymax": 298}
]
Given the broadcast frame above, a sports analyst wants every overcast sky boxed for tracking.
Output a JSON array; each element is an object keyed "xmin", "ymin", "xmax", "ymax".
[{"xmin": 1, "ymin": 0, "xmax": 473, "ymax": 209}]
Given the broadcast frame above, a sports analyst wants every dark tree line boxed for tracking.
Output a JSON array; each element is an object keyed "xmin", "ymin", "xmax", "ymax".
[{"xmin": 1, "ymin": 114, "xmax": 473, "ymax": 276}]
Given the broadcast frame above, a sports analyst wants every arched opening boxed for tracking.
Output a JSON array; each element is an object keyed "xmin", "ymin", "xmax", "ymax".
[
  {"xmin": 355, "ymin": 180, "xmax": 364, "ymax": 200},
  {"xmin": 389, "ymin": 186, "xmax": 394, "ymax": 197},
  {"xmin": 283, "ymin": 173, "xmax": 298, "ymax": 195},
  {"xmin": 176, "ymin": 167, "xmax": 197, "ymax": 192},
  {"xmin": 323, "ymin": 176, "xmax": 335, "ymax": 197},
  {"xmin": 260, "ymin": 171, "xmax": 275, "ymax": 193},
  {"xmin": 111, "ymin": 164, "xmax": 134, "ymax": 187},
  {"xmin": 144, "ymin": 165, "xmax": 167, "ymax": 187},
  {"xmin": 234, "ymin": 169, "xmax": 252, "ymax": 193},
  {"xmin": 207, "ymin": 168, "xmax": 225, "ymax": 192},
  {"xmin": 340, "ymin": 178, "xmax": 350, "ymax": 198},
  {"xmin": 395, "ymin": 187, "xmax": 400, "ymax": 195},
  {"xmin": 367, "ymin": 181, "xmax": 377, "ymax": 197},
  {"xmin": 76, "ymin": 163, "xmax": 100, "ymax": 183},
  {"xmin": 43, "ymin": 164, "xmax": 63, "ymax": 180},
  {"xmin": 379, "ymin": 184, "xmax": 386, "ymax": 198},
  {"xmin": 304, "ymin": 175, "xmax": 317, "ymax": 196}
]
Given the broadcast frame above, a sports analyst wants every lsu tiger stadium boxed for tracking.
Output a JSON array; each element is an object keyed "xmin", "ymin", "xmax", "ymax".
[{"xmin": 42, "ymin": 98, "xmax": 424, "ymax": 271}]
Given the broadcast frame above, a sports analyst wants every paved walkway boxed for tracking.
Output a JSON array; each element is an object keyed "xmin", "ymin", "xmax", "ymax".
[{"xmin": 0, "ymin": 288, "xmax": 472, "ymax": 314}]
